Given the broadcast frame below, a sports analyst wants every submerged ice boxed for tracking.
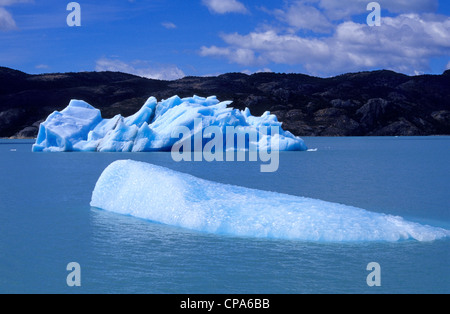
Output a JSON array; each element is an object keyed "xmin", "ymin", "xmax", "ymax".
[
  {"xmin": 32, "ymin": 95, "xmax": 307, "ymax": 152},
  {"xmin": 90, "ymin": 160, "xmax": 450, "ymax": 242}
]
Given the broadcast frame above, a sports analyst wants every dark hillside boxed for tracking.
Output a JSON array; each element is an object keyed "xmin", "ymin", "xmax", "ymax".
[{"xmin": 0, "ymin": 67, "xmax": 449, "ymax": 138}]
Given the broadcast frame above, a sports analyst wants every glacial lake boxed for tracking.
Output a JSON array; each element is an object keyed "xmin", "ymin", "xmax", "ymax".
[{"xmin": 0, "ymin": 136, "xmax": 449, "ymax": 293}]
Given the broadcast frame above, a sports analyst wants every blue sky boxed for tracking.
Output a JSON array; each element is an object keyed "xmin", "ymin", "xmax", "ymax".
[{"xmin": 0, "ymin": 0, "xmax": 449, "ymax": 79}]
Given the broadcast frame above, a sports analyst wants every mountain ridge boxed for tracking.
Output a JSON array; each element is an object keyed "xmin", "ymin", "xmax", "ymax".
[{"xmin": 0, "ymin": 67, "xmax": 449, "ymax": 138}]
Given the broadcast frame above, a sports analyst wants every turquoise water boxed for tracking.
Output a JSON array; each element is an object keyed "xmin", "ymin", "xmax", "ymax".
[{"xmin": 0, "ymin": 137, "xmax": 449, "ymax": 293}]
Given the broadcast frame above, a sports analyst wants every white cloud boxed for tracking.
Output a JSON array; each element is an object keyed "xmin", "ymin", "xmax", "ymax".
[
  {"xmin": 35, "ymin": 64, "xmax": 49, "ymax": 70},
  {"xmin": 161, "ymin": 22, "xmax": 176, "ymax": 29},
  {"xmin": 446, "ymin": 61, "xmax": 450, "ymax": 70},
  {"xmin": 271, "ymin": 0, "xmax": 439, "ymax": 22},
  {"xmin": 241, "ymin": 68, "xmax": 272, "ymax": 75},
  {"xmin": 0, "ymin": 0, "xmax": 33, "ymax": 31},
  {"xmin": 0, "ymin": 7, "xmax": 16, "ymax": 31},
  {"xmin": 200, "ymin": 45, "xmax": 259, "ymax": 65},
  {"xmin": 200, "ymin": 46, "xmax": 232, "ymax": 58},
  {"xmin": 317, "ymin": 0, "xmax": 439, "ymax": 20},
  {"xmin": 202, "ymin": 30, "xmax": 331, "ymax": 67},
  {"xmin": 317, "ymin": 0, "xmax": 368, "ymax": 20},
  {"xmin": 377, "ymin": 0, "xmax": 438, "ymax": 14},
  {"xmin": 202, "ymin": 0, "xmax": 248, "ymax": 14},
  {"xmin": 95, "ymin": 58, "xmax": 185, "ymax": 81},
  {"xmin": 274, "ymin": 2, "xmax": 333, "ymax": 33},
  {"xmin": 200, "ymin": 13, "xmax": 450, "ymax": 77}
]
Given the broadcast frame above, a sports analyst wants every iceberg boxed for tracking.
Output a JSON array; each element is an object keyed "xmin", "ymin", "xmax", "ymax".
[
  {"xmin": 91, "ymin": 160, "xmax": 450, "ymax": 242},
  {"xmin": 32, "ymin": 100, "xmax": 103, "ymax": 152},
  {"xmin": 32, "ymin": 95, "xmax": 307, "ymax": 153}
]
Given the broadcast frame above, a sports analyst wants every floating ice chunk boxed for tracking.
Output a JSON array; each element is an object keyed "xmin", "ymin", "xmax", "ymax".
[
  {"xmin": 91, "ymin": 160, "xmax": 450, "ymax": 242},
  {"xmin": 33, "ymin": 95, "xmax": 307, "ymax": 152}
]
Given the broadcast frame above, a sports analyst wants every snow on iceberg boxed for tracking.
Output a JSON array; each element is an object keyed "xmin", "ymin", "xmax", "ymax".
[
  {"xmin": 90, "ymin": 160, "xmax": 450, "ymax": 242},
  {"xmin": 32, "ymin": 95, "xmax": 307, "ymax": 152}
]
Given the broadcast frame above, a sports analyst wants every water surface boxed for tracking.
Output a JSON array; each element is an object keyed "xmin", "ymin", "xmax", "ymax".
[{"xmin": 0, "ymin": 137, "xmax": 448, "ymax": 293}]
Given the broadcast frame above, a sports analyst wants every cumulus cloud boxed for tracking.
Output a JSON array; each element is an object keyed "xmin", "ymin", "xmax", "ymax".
[
  {"xmin": 373, "ymin": 0, "xmax": 438, "ymax": 14},
  {"xmin": 317, "ymin": 0, "xmax": 438, "ymax": 20},
  {"xmin": 200, "ymin": 13, "xmax": 450, "ymax": 76},
  {"xmin": 274, "ymin": 2, "xmax": 333, "ymax": 33},
  {"xmin": 202, "ymin": 0, "xmax": 248, "ymax": 14},
  {"xmin": 266, "ymin": 0, "xmax": 439, "ymax": 23},
  {"xmin": 201, "ymin": 30, "xmax": 331, "ymax": 67},
  {"xmin": 95, "ymin": 58, "xmax": 185, "ymax": 81},
  {"xmin": 200, "ymin": 45, "xmax": 259, "ymax": 65}
]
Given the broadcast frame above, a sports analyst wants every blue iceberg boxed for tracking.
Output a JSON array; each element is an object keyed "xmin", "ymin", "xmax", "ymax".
[
  {"xmin": 32, "ymin": 95, "xmax": 307, "ymax": 152},
  {"xmin": 32, "ymin": 100, "xmax": 103, "ymax": 152},
  {"xmin": 90, "ymin": 160, "xmax": 450, "ymax": 242}
]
